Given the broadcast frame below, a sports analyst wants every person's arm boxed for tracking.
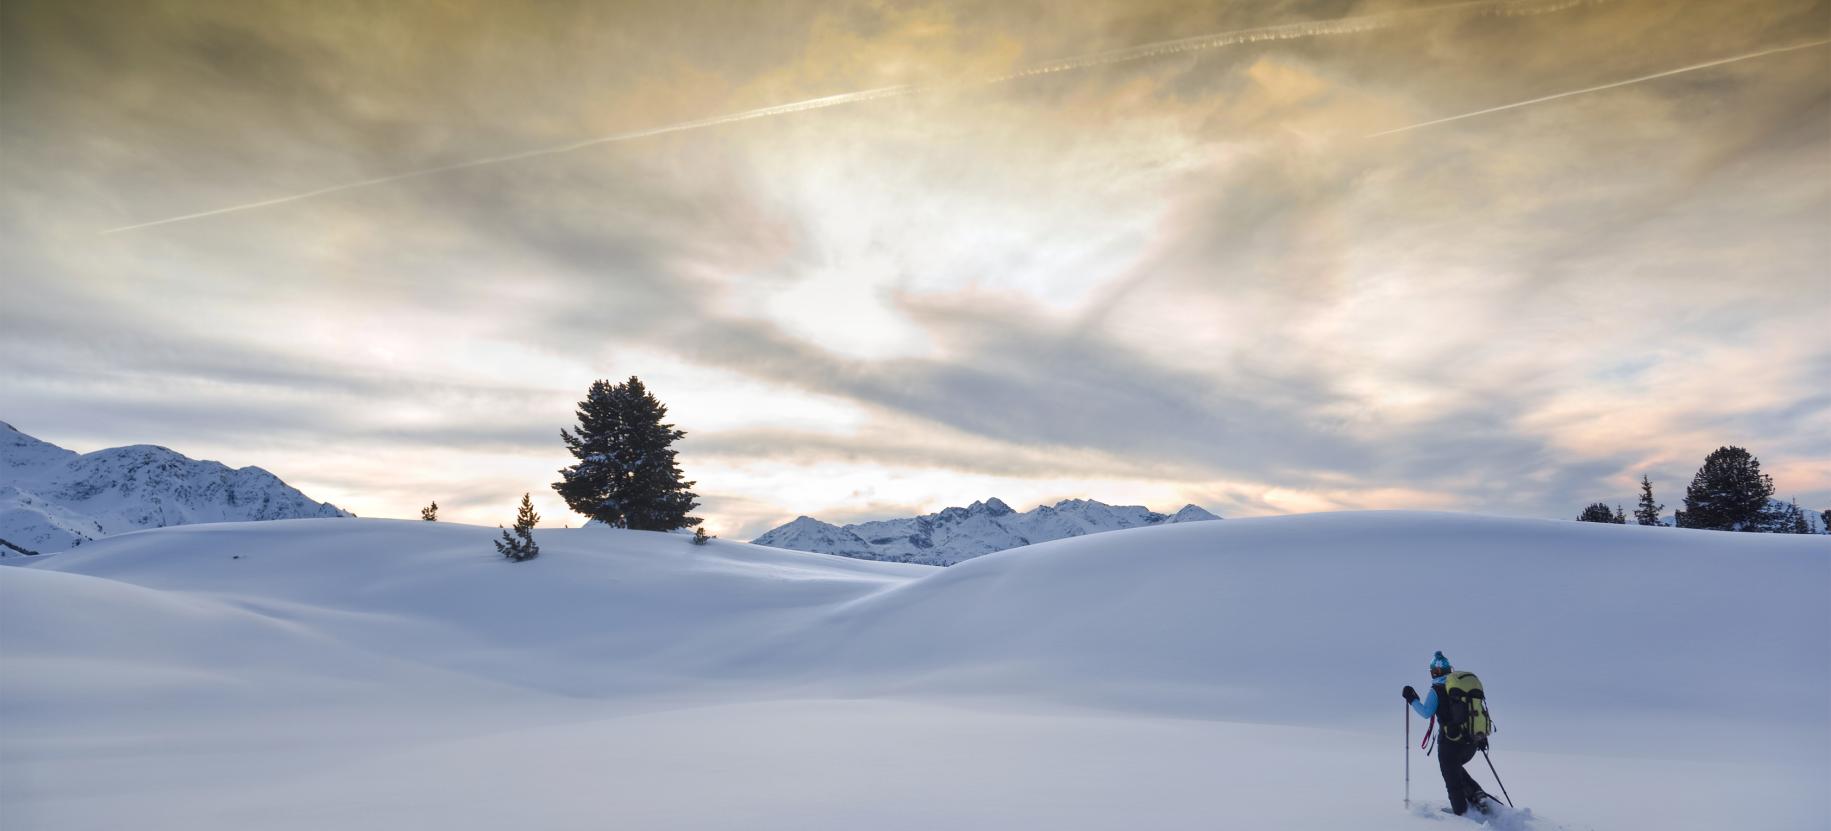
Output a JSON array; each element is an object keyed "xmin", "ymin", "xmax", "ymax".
[{"xmin": 1410, "ymin": 686, "xmax": 1438, "ymax": 719}]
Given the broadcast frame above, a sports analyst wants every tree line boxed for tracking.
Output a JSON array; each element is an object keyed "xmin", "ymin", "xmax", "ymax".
[
  {"xmin": 420, "ymin": 380, "xmax": 1827, "ymax": 552},
  {"xmin": 1578, "ymin": 446, "xmax": 1826, "ymax": 534}
]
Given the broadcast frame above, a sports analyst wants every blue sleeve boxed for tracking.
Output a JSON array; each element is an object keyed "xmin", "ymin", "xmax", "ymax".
[{"xmin": 1411, "ymin": 687, "xmax": 1438, "ymax": 719}]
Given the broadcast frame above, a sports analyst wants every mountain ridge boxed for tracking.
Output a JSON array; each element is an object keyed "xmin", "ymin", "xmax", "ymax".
[
  {"xmin": 0, "ymin": 422, "xmax": 351, "ymax": 553},
  {"xmin": 751, "ymin": 496, "xmax": 1220, "ymax": 565}
]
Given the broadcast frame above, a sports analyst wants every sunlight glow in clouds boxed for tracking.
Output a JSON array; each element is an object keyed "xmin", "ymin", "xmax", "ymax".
[
  {"xmin": 3, "ymin": 0, "xmax": 1827, "ymax": 537},
  {"xmin": 99, "ymin": 0, "xmax": 1565, "ymax": 236}
]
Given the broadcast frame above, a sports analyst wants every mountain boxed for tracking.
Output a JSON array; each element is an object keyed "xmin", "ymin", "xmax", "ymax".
[
  {"xmin": 1765, "ymin": 497, "xmax": 1827, "ymax": 533},
  {"xmin": 0, "ymin": 421, "xmax": 351, "ymax": 554},
  {"xmin": 751, "ymin": 497, "xmax": 1221, "ymax": 565}
]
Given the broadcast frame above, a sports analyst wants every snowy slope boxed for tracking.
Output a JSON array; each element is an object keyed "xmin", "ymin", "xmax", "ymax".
[
  {"xmin": 747, "ymin": 515, "xmax": 881, "ymax": 559},
  {"xmin": 752, "ymin": 497, "xmax": 1221, "ymax": 565},
  {"xmin": 2, "ymin": 514, "xmax": 1825, "ymax": 830},
  {"xmin": 1764, "ymin": 497, "xmax": 1827, "ymax": 533},
  {"xmin": 0, "ymin": 422, "xmax": 350, "ymax": 553}
]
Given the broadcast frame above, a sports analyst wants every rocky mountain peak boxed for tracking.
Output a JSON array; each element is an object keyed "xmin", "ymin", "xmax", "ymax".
[
  {"xmin": 752, "ymin": 497, "xmax": 1221, "ymax": 566},
  {"xmin": 0, "ymin": 424, "xmax": 351, "ymax": 554}
]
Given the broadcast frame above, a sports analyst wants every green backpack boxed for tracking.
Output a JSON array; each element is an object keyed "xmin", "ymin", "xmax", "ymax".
[{"xmin": 1439, "ymin": 671, "xmax": 1493, "ymax": 744}]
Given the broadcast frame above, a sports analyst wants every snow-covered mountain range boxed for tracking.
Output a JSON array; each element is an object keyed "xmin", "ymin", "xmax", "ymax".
[
  {"xmin": 751, "ymin": 497, "xmax": 1220, "ymax": 565},
  {"xmin": 0, "ymin": 422, "xmax": 350, "ymax": 554}
]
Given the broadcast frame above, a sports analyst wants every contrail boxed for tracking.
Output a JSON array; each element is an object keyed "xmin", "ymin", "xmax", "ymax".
[
  {"xmin": 1367, "ymin": 38, "xmax": 1831, "ymax": 138},
  {"xmin": 972, "ymin": 0, "xmax": 1599, "ymax": 86},
  {"xmin": 100, "ymin": 83, "xmax": 919, "ymax": 234},
  {"xmin": 104, "ymin": 0, "xmax": 1567, "ymax": 235}
]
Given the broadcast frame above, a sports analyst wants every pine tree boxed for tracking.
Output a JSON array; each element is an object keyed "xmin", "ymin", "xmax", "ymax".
[
  {"xmin": 691, "ymin": 526, "xmax": 713, "ymax": 545},
  {"xmin": 494, "ymin": 493, "xmax": 540, "ymax": 562},
  {"xmin": 1777, "ymin": 498, "xmax": 1811, "ymax": 535},
  {"xmin": 1633, "ymin": 475, "xmax": 1664, "ymax": 526},
  {"xmin": 1614, "ymin": 505, "xmax": 1627, "ymax": 524},
  {"xmin": 553, "ymin": 377, "xmax": 701, "ymax": 531},
  {"xmin": 1679, "ymin": 446, "xmax": 1775, "ymax": 531},
  {"xmin": 1577, "ymin": 502, "xmax": 1618, "ymax": 523},
  {"xmin": 1822, "ymin": 509, "xmax": 1831, "ymax": 535},
  {"xmin": 420, "ymin": 501, "xmax": 439, "ymax": 522}
]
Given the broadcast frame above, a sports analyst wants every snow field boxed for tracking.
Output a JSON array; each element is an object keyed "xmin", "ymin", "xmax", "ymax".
[{"xmin": 2, "ymin": 512, "xmax": 1825, "ymax": 829}]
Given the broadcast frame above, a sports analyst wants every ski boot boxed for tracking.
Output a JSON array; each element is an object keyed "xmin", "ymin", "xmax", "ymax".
[{"xmin": 1470, "ymin": 790, "xmax": 1498, "ymax": 815}]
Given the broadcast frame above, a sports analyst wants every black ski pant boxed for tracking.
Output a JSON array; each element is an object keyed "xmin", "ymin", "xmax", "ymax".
[{"xmin": 1437, "ymin": 739, "xmax": 1485, "ymax": 815}]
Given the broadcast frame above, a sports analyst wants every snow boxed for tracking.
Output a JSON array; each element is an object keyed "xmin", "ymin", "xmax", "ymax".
[
  {"xmin": 751, "ymin": 496, "xmax": 1221, "ymax": 564},
  {"xmin": 1, "ymin": 511, "xmax": 1825, "ymax": 830},
  {"xmin": 1764, "ymin": 497, "xmax": 1826, "ymax": 533},
  {"xmin": 0, "ymin": 423, "xmax": 350, "ymax": 553}
]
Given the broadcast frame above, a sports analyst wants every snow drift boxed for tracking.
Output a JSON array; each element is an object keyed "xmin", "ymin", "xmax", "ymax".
[{"xmin": 1, "ymin": 512, "xmax": 1824, "ymax": 830}]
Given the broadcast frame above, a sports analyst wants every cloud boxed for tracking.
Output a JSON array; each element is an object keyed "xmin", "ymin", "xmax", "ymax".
[
  {"xmin": 3, "ymin": 0, "xmax": 1826, "ymax": 531},
  {"xmin": 1365, "ymin": 39, "xmax": 1831, "ymax": 137}
]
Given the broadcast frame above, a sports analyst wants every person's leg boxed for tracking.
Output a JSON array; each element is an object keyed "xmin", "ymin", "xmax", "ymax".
[
  {"xmin": 1438, "ymin": 742, "xmax": 1471, "ymax": 814},
  {"xmin": 1456, "ymin": 760, "xmax": 1485, "ymax": 808},
  {"xmin": 1451, "ymin": 745, "xmax": 1489, "ymax": 808}
]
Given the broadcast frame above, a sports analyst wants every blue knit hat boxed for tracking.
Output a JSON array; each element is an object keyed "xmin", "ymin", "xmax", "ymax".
[{"xmin": 1430, "ymin": 651, "xmax": 1452, "ymax": 672}]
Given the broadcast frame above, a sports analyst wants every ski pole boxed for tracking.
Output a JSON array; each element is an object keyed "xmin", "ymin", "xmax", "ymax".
[
  {"xmin": 1404, "ymin": 702, "xmax": 1410, "ymax": 809},
  {"xmin": 1481, "ymin": 748, "xmax": 1513, "ymax": 807}
]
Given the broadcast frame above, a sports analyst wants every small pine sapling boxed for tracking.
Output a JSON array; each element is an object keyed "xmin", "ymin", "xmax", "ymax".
[
  {"xmin": 1783, "ymin": 498, "xmax": 1811, "ymax": 535},
  {"xmin": 495, "ymin": 493, "xmax": 541, "ymax": 562},
  {"xmin": 1633, "ymin": 475, "xmax": 1663, "ymax": 526},
  {"xmin": 691, "ymin": 526, "xmax": 713, "ymax": 545},
  {"xmin": 421, "ymin": 501, "xmax": 439, "ymax": 521}
]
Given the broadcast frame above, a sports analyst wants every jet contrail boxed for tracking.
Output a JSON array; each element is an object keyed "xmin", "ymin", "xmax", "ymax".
[
  {"xmin": 975, "ymin": 0, "xmax": 1522, "ymax": 86},
  {"xmin": 100, "ymin": 83, "xmax": 919, "ymax": 234},
  {"xmin": 1367, "ymin": 38, "xmax": 1831, "ymax": 138},
  {"xmin": 104, "ymin": 0, "xmax": 1571, "ymax": 235}
]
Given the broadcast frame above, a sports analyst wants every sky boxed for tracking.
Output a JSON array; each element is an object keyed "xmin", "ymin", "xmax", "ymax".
[{"xmin": 2, "ymin": 0, "xmax": 1827, "ymax": 539}]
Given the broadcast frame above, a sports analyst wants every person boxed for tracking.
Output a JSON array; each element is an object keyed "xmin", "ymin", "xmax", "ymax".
[{"xmin": 1403, "ymin": 651, "xmax": 1495, "ymax": 816}]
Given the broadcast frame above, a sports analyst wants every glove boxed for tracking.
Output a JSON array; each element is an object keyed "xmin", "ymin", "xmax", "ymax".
[
  {"xmin": 1476, "ymin": 735, "xmax": 1489, "ymax": 751},
  {"xmin": 1402, "ymin": 685, "xmax": 1418, "ymax": 703}
]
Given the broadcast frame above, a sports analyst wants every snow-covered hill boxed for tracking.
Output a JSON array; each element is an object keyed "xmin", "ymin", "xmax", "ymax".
[
  {"xmin": 0, "ymin": 422, "xmax": 350, "ymax": 553},
  {"xmin": 2, "ymin": 513, "xmax": 1823, "ymax": 830},
  {"xmin": 751, "ymin": 497, "xmax": 1220, "ymax": 564},
  {"xmin": 1763, "ymin": 497, "xmax": 1827, "ymax": 533}
]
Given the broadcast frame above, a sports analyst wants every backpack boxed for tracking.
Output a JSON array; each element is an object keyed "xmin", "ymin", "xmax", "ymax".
[{"xmin": 1439, "ymin": 671, "xmax": 1493, "ymax": 744}]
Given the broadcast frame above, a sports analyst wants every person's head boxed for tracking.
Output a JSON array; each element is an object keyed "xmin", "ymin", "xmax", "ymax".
[{"xmin": 1429, "ymin": 651, "xmax": 1452, "ymax": 682}]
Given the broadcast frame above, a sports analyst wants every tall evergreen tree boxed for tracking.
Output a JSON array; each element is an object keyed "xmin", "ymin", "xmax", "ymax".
[
  {"xmin": 1633, "ymin": 475, "xmax": 1663, "ymax": 526},
  {"xmin": 1577, "ymin": 502, "xmax": 1619, "ymax": 523},
  {"xmin": 420, "ymin": 501, "xmax": 439, "ymax": 521},
  {"xmin": 1822, "ymin": 509, "xmax": 1831, "ymax": 535},
  {"xmin": 494, "ymin": 493, "xmax": 540, "ymax": 562},
  {"xmin": 553, "ymin": 376, "xmax": 701, "ymax": 531},
  {"xmin": 1679, "ymin": 446, "xmax": 1775, "ymax": 531}
]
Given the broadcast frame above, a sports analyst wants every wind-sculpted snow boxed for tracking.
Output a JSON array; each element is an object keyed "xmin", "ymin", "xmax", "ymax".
[
  {"xmin": 752, "ymin": 496, "xmax": 1220, "ymax": 565},
  {"xmin": 0, "ymin": 422, "xmax": 350, "ymax": 553},
  {"xmin": 801, "ymin": 513, "xmax": 1828, "ymax": 742},
  {"xmin": 2, "ymin": 513, "xmax": 1824, "ymax": 830}
]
